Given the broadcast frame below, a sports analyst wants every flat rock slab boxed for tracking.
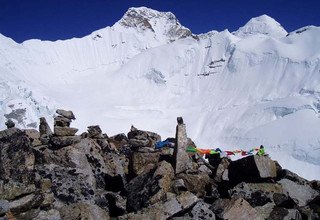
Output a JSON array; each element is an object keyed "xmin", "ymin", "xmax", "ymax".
[
  {"xmin": 56, "ymin": 109, "xmax": 75, "ymax": 120},
  {"xmin": 50, "ymin": 136, "xmax": 81, "ymax": 149},
  {"xmin": 54, "ymin": 126, "xmax": 78, "ymax": 136},
  {"xmin": 172, "ymin": 200, "xmax": 216, "ymax": 220},
  {"xmin": 229, "ymin": 182, "xmax": 283, "ymax": 207},
  {"xmin": 54, "ymin": 116, "xmax": 71, "ymax": 127},
  {"xmin": 9, "ymin": 193, "xmax": 44, "ymax": 214},
  {"xmin": 125, "ymin": 191, "xmax": 199, "ymax": 220},
  {"xmin": 59, "ymin": 202, "xmax": 110, "ymax": 220},
  {"xmin": 223, "ymin": 198, "xmax": 263, "ymax": 220},
  {"xmin": 279, "ymin": 178, "xmax": 319, "ymax": 206}
]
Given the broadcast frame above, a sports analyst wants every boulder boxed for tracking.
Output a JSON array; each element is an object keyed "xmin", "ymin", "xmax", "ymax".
[
  {"xmin": 299, "ymin": 205, "xmax": 319, "ymax": 220},
  {"xmin": 54, "ymin": 115, "xmax": 71, "ymax": 127},
  {"xmin": 278, "ymin": 169, "xmax": 309, "ymax": 185},
  {"xmin": 229, "ymin": 182, "xmax": 283, "ymax": 207},
  {"xmin": 103, "ymin": 153, "xmax": 127, "ymax": 192},
  {"xmin": 87, "ymin": 125, "xmax": 102, "ymax": 138},
  {"xmin": 124, "ymin": 192, "xmax": 199, "ymax": 220},
  {"xmin": 177, "ymin": 173, "xmax": 211, "ymax": 198},
  {"xmin": 39, "ymin": 117, "xmax": 52, "ymax": 137},
  {"xmin": 69, "ymin": 138, "xmax": 127, "ymax": 192},
  {"xmin": 203, "ymin": 184, "xmax": 220, "ymax": 204},
  {"xmin": 214, "ymin": 157, "xmax": 230, "ymax": 182},
  {"xmin": 173, "ymin": 200, "xmax": 216, "ymax": 220},
  {"xmin": 130, "ymin": 151, "xmax": 160, "ymax": 176},
  {"xmin": 254, "ymin": 202, "xmax": 275, "ymax": 219},
  {"xmin": 108, "ymin": 133, "xmax": 128, "ymax": 150},
  {"xmin": 0, "ymin": 181, "xmax": 36, "ymax": 201},
  {"xmin": 49, "ymin": 135, "xmax": 81, "ymax": 149},
  {"xmin": 105, "ymin": 192, "xmax": 127, "ymax": 217},
  {"xmin": 54, "ymin": 126, "xmax": 78, "ymax": 136},
  {"xmin": 310, "ymin": 180, "xmax": 320, "ymax": 191},
  {"xmin": 37, "ymin": 165, "xmax": 96, "ymax": 205},
  {"xmin": 0, "ymin": 200, "xmax": 9, "ymax": 216},
  {"xmin": 0, "ymin": 127, "xmax": 22, "ymax": 141},
  {"xmin": 126, "ymin": 161, "xmax": 175, "ymax": 212},
  {"xmin": 273, "ymin": 193, "xmax": 296, "ymax": 208},
  {"xmin": 56, "ymin": 109, "xmax": 75, "ymax": 120},
  {"xmin": 96, "ymin": 138, "xmax": 115, "ymax": 153},
  {"xmin": 148, "ymin": 161, "xmax": 175, "ymax": 205},
  {"xmin": 110, "ymin": 133, "xmax": 128, "ymax": 142},
  {"xmin": 128, "ymin": 136, "xmax": 150, "ymax": 148},
  {"xmin": 23, "ymin": 129, "xmax": 41, "ymax": 146},
  {"xmin": 279, "ymin": 178, "xmax": 319, "ymax": 206},
  {"xmin": 267, "ymin": 207, "xmax": 302, "ymax": 220},
  {"xmin": 10, "ymin": 209, "xmax": 40, "ymax": 220},
  {"xmin": 125, "ymin": 166, "xmax": 156, "ymax": 212},
  {"xmin": 9, "ymin": 193, "xmax": 44, "ymax": 214},
  {"xmin": 5, "ymin": 119, "xmax": 15, "ymax": 128},
  {"xmin": 228, "ymin": 155, "xmax": 277, "ymax": 184},
  {"xmin": 128, "ymin": 126, "xmax": 161, "ymax": 142},
  {"xmin": 173, "ymin": 117, "xmax": 192, "ymax": 174},
  {"xmin": 172, "ymin": 179, "xmax": 187, "ymax": 194},
  {"xmin": 36, "ymin": 209, "xmax": 61, "ymax": 220},
  {"xmin": 59, "ymin": 202, "xmax": 110, "ymax": 220},
  {"xmin": 212, "ymin": 198, "xmax": 263, "ymax": 220}
]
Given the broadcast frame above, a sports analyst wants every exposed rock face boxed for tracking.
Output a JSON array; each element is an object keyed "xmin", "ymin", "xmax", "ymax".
[
  {"xmin": 0, "ymin": 110, "xmax": 319, "ymax": 219},
  {"xmin": 117, "ymin": 7, "xmax": 194, "ymax": 42}
]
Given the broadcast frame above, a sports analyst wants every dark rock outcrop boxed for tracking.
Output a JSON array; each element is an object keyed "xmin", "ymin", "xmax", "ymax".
[
  {"xmin": 228, "ymin": 155, "xmax": 277, "ymax": 185},
  {"xmin": 0, "ymin": 111, "xmax": 319, "ymax": 219}
]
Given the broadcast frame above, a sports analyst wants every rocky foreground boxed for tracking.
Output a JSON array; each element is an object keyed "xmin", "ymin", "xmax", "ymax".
[{"xmin": 0, "ymin": 110, "xmax": 319, "ymax": 220}]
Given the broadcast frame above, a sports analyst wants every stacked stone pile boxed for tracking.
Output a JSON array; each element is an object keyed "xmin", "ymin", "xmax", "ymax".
[{"xmin": 0, "ymin": 110, "xmax": 319, "ymax": 220}]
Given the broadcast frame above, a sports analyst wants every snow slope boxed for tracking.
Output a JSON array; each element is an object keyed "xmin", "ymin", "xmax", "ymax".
[{"xmin": 0, "ymin": 7, "xmax": 320, "ymax": 180}]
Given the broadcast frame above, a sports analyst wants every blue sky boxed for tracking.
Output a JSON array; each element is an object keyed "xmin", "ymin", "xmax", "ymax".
[{"xmin": 0, "ymin": 0, "xmax": 319, "ymax": 43}]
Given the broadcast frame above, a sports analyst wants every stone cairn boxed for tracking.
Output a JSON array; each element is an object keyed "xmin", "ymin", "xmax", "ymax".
[{"xmin": 0, "ymin": 110, "xmax": 319, "ymax": 220}]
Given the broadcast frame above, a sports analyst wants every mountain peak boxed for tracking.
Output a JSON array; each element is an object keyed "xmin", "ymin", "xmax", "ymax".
[
  {"xmin": 233, "ymin": 14, "xmax": 288, "ymax": 38},
  {"xmin": 114, "ymin": 7, "xmax": 193, "ymax": 42}
]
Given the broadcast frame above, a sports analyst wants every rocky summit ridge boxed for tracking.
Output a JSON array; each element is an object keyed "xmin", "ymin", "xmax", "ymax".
[
  {"xmin": 0, "ymin": 110, "xmax": 319, "ymax": 220},
  {"xmin": 114, "ymin": 7, "xmax": 194, "ymax": 42}
]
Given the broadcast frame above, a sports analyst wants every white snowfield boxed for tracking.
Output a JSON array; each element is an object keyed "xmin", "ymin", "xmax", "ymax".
[{"xmin": 0, "ymin": 7, "xmax": 319, "ymax": 180}]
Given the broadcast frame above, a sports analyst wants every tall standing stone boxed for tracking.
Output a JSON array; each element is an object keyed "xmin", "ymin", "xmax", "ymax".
[{"xmin": 173, "ymin": 117, "xmax": 192, "ymax": 174}]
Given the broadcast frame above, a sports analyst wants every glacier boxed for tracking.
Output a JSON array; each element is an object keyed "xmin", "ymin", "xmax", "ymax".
[{"xmin": 0, "ymin": 7, "xmax": 320, "ymax": 180}]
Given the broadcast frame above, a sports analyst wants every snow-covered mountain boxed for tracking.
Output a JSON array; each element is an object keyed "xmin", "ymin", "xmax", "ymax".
[{"xmin": 1, "ymin": 7, "xmax": 320, "ymax": 180}]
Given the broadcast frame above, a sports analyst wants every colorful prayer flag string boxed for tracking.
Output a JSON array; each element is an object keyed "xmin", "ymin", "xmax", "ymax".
[{"xmin": 186, "ymin": 146, "xmax": 266, "ymax": 157}]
